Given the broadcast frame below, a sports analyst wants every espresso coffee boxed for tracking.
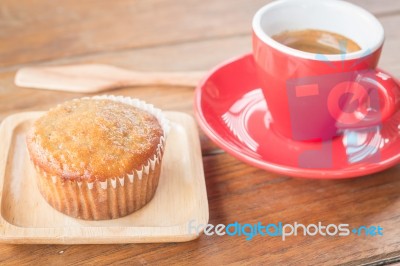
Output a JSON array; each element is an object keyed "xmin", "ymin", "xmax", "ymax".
[{"xmin": 272, "ymin": 29, "xmax": 361, "ymax": 54}]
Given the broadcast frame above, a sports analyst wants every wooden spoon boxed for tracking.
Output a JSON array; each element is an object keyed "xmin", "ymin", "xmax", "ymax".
[{"xmin": 15, "ymin": 64, "xmax": 206, "ymax": 93}]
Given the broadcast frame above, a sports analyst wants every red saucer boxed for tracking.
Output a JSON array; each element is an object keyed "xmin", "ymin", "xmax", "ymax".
[{"xmin": 194, "ymin": 54, "xmax": 400, "ymax": 178}]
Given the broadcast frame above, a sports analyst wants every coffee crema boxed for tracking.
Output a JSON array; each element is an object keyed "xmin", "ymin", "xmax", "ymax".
[{"xmin": 271, "ymin": 29, "xmax": 362, "ymax": 54}]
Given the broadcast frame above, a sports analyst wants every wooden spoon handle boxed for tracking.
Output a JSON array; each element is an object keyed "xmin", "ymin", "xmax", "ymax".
[
  {"xmin": 121, "ymin": 71, "xmax": 206, "ymax": 87},
  {"xmin": 15, "ymin": 64, "xmax": 207, "ymax": 93}
]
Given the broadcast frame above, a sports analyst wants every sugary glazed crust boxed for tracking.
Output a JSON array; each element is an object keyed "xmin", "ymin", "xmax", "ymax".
[{"xmin": 26, "ymin": 99, "xmax": 164, "ymax": 182}]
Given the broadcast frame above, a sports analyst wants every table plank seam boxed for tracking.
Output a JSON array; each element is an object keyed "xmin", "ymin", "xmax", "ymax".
[{"xmin": 0, "ymin": 32, "xmax": 252, "ymax": 73}]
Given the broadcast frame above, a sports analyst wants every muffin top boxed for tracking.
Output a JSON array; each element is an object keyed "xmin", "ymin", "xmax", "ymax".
[{"xmin": 26, "ymin": 99, "xmax": 164, "ymax": 182}]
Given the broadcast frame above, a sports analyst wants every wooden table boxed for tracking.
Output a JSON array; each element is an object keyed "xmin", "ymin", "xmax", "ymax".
[{"xmin": 0, "ymin": 0, "xmax": 399, "ymax": 265}]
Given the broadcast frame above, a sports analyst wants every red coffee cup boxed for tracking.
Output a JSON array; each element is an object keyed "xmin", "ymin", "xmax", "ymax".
[{"xmin": 252, "ymin": 0, "xmax": 400, "ymax": 141}]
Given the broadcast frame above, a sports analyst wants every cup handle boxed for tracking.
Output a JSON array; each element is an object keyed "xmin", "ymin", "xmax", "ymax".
[{"xmin": 327, "ymin": 69, "xmax": 400, "ymax": 128}]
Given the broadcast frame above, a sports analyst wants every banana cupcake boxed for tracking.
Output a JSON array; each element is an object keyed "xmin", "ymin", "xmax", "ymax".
[{"xmin": 26, "ymin": 95, "xmax": 169, "ymax": 220}]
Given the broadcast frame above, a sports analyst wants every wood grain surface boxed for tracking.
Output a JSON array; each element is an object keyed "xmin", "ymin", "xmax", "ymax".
[{"xmin": 0, "ymin": 0, "xmax": 399, "ymax": 265}]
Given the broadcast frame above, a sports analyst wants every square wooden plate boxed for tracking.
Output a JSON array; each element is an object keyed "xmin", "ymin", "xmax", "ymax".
[{"xmin": 0, "ymin": 111, "xmax": 208, "ymax": 244}]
